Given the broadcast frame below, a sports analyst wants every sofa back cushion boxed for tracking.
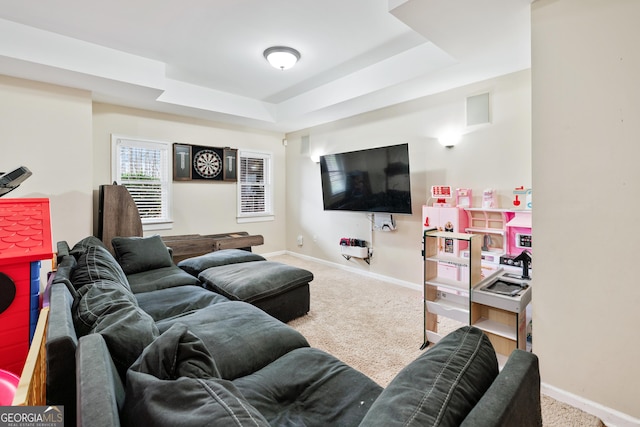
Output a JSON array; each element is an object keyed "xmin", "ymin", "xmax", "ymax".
[
  {"xmin": 122, "ymin": 323, "xmax": 269, "ymax": 427},
  {"xmin": 46, "ymin": 283, "xmax": 78, "ymax": 418},
  {"xmin": 73, "ymin": 279, "xmax": 159, "ymax": 379},
  {"xmin": 69, "ymin": 236, "xmax": 108, "ymax": 258},
  {"xmin": 112, "ymin": 235, "xmax": 174, "ymax": 275},
  {"xmin": 76, "ymin": 334, "xmax": 125, "ymax": 427},
  {"xmin": 359, "ymin": 326, "xmax": 498, "ymax": 427},
  {"xmin": 71, "ymin": 244, "xmax": 132, "ymax": 293},
  {"xmin": 154, "ymin": 301, "xmax": 310, "ymax": 380}
]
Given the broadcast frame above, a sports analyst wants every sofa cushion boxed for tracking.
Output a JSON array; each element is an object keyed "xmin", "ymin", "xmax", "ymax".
[
  {"xmin": 126, "ymin": 265, "xmax": 201, "ymax": 294},
  {"xmin": 155, "ymin": 301, "xmax": 309, "ymax": 380},
  {"xmin": 358, "ymin": 326, "xmax": 499, "ymax": 427},
  {"xmin": 234, "ymin": 347, "xmax": 383, "ymax": 427},
  {"xmin": 461, "ymin": 349, "xmax": 542, "ymax": 426},
  {"xmin": 76, "ymin": 334, "xmax": 125, "ymax": 427},
  {"xmin": 112, "ymin": 235, "xmax": 174, "ymax": 275},
  {"xmin": 46, "ymin": 283, "xmax": 78, "ymax": 413},
  {"xmin": 69, "ymin": 236, "xmax": 108, "ymax": 258},
  {"xmin": 122, "ymin": 323, "xmax": 269, "ymax": 427},
  {"xmin": 177, "ymin": 249, "xmax": 266, "ymax": 276},
  {"xmin": 199, "ymin": 261, "xmax": 313, "ymax": 303},
  {"xmin": 73, "ymin": 279, "xmax": 159, "ymax": 378},
  {"xmin": 135, "ymin": 285, "xmax": 230, "ymax": 322},
  {"xmin": 71, "ymin": 244, "xmax": 131, "ymax": 293}
]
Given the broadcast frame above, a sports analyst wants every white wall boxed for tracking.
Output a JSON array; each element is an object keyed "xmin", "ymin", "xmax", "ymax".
[
  {"xmin": 0, "ymin": 75, "xmax": 93, "ymax": 251},
  {"xmin": 532, "ymin": 0, "xmax": 640, "ymax": 423},
  {"xmin": 285, "ymin": 70, "xmax": 531, "ymax": 286},
  {"xmin": 91, "ymin": 103, "xmax": 287, "ymax": 254}
]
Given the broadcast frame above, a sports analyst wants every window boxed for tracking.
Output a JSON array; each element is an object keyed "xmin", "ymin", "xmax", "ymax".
[
  {"xmin": 237, "ymin": 150, "xmax": 273, "ymax": 222},
  {"xmin": 111, "ymin": 135, "xmax": 172, "ymax": 230}
]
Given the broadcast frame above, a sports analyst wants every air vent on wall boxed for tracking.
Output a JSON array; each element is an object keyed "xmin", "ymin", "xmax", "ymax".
[{"xmin": 466, "ymin": 92, "xmax": 490, "ymax": 127}]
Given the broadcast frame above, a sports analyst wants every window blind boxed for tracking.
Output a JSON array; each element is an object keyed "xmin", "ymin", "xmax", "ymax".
[
  {"xmin": 114, "ymin": 137, "xmax": 171, "ymax": 225},
  {"xmin": 238, "ymin": 151, "xmax": 272, "ymax": 217}
]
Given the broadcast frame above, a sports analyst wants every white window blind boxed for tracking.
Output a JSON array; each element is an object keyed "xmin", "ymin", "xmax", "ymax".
[
  {"xmin": 238, "ymin": 150, "xmax": 273, "ymax": 221},
  {"xmin": 112, "ymin": 135, "xmax": 172, "ymax": 228}
]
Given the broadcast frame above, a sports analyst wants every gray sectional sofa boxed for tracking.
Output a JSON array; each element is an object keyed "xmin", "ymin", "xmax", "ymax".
[{"xmin": 46, "ymin": 235, "xmax": 543, "ymax": 426}]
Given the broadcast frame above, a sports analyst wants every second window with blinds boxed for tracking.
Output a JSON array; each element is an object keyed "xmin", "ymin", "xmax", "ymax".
[{"xmin": 237, "ymin": 150, "xmax": 274, "ymax": 222}]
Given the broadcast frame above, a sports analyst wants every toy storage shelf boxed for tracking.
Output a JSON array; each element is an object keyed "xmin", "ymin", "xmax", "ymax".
[
  {"xmin": 421, "ymin": 230, "xmax": 481, "ymax": 349},
  {"xmin": 470, "ymin": 275, "xmax": 532, "ymax": 359},
  {"xmin": 425, "ymin": 292, "xmax": 469, "ymax": 324},
  {"xmin": 471, "ymin": 302, "xmax": 523, "ymax": 357},
  {"xmin": 465, "ymin": 208, "xmax": 510, "ymax": 230},
  {"xmin": 463, "ymin": 208, "xmax": 513, "ymax": 260}
]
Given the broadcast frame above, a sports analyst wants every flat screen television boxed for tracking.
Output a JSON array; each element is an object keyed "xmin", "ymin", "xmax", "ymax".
[{"xmin": 319, "ymin": 143, "xmax": 412, "ymax": 214}]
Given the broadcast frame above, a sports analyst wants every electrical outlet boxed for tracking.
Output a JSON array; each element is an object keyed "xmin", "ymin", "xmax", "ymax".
[{"xmin": 297, "ymin": 235, "xmax": 303, "ymax": 246}]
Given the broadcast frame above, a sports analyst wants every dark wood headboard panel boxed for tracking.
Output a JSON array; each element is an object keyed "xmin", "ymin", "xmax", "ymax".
[{"xmin": 98, "ymin": 184, "xmax": 143, "ymax": 254}]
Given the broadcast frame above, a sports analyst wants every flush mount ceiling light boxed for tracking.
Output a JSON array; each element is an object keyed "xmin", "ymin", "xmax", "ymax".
[{"xmin": 263, "ymin": 46, "xmax": 300, "ymax": 70}]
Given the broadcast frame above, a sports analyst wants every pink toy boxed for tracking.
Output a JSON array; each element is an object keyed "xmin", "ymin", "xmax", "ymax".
[
  {"xmin": 506, "ymin": 211, "xmax": 532, "ymax": 256},
  {"xmin": 431, "ymin": 185, "xmax": 452, "ymax": 206},
  {"xmin": 456, "ymin": 188, "xmax": 472, "ymax": 208},
  {"xmin": 0, "ymin": 369, "xmax": 19, "ymax": 405},
  {"xmin": 512, "ymin": 186, "xmax": 532, "ymax": 209},
  {"xmin": 482, "ymin": 188, "xmax": 496, "ymax": 208}
]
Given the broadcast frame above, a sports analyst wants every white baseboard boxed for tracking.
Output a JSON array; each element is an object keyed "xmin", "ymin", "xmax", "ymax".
[
  {"xmin": 278, "ymin": 250, "xmax": 422, "ymax": 292},
  {"xmin": 261, "ymin": 250, "xmax": 287, "ymax": 258},
  {"xmin": 541, "ymin": 383, "xmax": 639, "ymax": 427},
  {"xmin": 266, "ymin": 250, "xmax": 639, "ymax": 427}
]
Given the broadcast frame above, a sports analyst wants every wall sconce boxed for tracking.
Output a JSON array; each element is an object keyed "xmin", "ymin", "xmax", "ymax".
[{"xmin": 438, "ymin": 131, "xmax": 462, "ymax": 148}]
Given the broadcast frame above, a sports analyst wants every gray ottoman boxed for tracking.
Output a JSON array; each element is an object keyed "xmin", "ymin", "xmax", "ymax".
[{"xmin": 195, "ymin": 259, "xmax": 312, "ymax": 323}]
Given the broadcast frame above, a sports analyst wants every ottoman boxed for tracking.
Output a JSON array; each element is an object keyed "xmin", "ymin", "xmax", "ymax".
[{"xmin": 198, "ymin": 261, "xmax": 312, "ymax": 323}]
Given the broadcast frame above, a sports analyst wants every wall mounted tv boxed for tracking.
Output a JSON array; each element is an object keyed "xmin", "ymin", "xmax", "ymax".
[{"xmin": 319, "ymin": 143, "xmax": 412, "ymax": 214}]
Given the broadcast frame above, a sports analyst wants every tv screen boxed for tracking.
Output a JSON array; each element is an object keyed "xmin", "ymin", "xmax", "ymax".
[{"xmin": 319, "ymin": 143, "xmax": 412, "ymax": 214}]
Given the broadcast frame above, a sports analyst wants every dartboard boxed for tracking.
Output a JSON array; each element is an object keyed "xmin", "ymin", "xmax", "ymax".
[{"xmin": 193, "ymin": 149, "xmax": 222, "ymax": 178}]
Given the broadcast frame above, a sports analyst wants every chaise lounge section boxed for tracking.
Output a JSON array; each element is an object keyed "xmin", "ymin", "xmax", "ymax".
[{"xmin": 179, "ymin": 250, "xmax": 312, "ymax": 323}]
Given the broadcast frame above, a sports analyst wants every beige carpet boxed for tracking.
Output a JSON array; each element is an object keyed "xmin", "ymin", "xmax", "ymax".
[{"xmin": 271, "ymin": 253, "xmax": 605, "ymax": 427}]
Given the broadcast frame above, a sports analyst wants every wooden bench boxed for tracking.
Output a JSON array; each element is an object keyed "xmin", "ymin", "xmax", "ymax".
[{"xmin": 162, "ymin": 232, "xmax": 264, "ymax": 263}]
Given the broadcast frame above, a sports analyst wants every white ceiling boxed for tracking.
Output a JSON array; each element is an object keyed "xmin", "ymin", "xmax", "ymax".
[{"xmin": 0, "ymin": 0, "xmax": 531, "ymax": 133}]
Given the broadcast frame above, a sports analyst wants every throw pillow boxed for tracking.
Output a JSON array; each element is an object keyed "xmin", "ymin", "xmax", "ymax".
[
  {"xmin": 122, "ymin": 323, "xmax": 269, "ymax": 427},
  {"xmin": 112, "ymin": 235, "xmax": 174, "ymax": 275},
  {"xmin": 178, "ymin": 249, "xmax": 265, "ymax": 277},
  {"xmin": 358, "ymin": 326, "xmax": 499, "ymax": 427},
  {"xmin": 73, "ymin": 279, "xmax": 159, "ymax": 379},
  {"xmin": 71, "ymin": 244, "xmax": 132, "ymax": 293}
]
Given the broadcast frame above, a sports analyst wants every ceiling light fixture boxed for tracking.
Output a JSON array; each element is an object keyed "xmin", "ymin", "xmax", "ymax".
[{"xmin": 263, "ymin": 46, "xmax": 300, "ymax": 70}]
